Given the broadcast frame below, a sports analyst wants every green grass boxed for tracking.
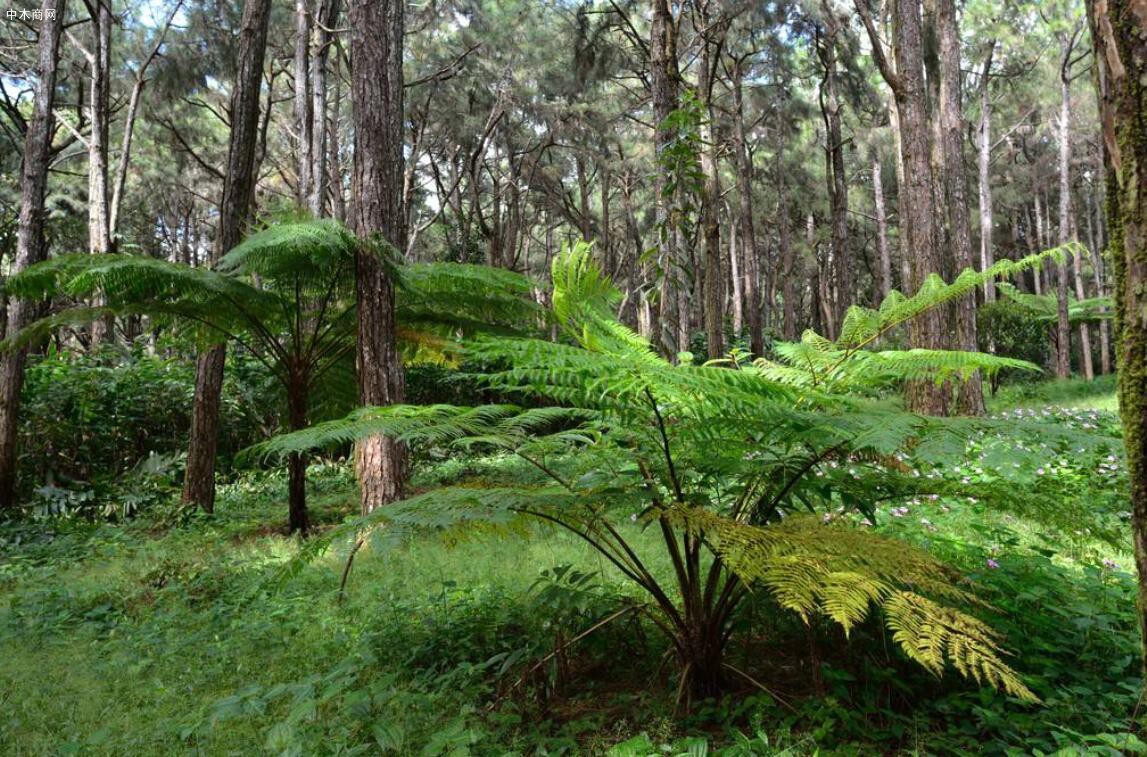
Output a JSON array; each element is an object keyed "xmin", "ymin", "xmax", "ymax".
[
  {"xmin": 0, "ymin": 378, "xmax": 1142, "ymax": 755},
  {"xmin": 988, "ymin": 374, "xmax": 1119, "ymax": 413}
]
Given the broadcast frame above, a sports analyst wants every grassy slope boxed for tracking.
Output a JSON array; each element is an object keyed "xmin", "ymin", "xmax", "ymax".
[{"xmin": 0, "ymin": 378, "xmax": 1140, "ymax": 755}]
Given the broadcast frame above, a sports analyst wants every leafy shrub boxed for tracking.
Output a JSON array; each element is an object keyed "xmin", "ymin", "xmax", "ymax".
[
  {"xmin": 979, "ymin": 299, "xmax": 1052, "ymax": 382},
  {"xmin": 16, "ymin": 346, "xmax": 277, "ymax": 517}
]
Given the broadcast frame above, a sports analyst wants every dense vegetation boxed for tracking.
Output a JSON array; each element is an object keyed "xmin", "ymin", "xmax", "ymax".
[{"xmin": 4, "ymin": 0, "xmax": 1147, "ymax": 753}]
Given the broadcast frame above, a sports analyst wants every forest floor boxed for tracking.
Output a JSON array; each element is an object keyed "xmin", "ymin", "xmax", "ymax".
[{"xmin": 0, "ymin": 378, "xmax": 1143, "ymax": 755}]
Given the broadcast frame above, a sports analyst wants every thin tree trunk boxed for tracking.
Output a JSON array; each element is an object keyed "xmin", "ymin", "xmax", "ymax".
[
  {"xmin": 350, "ymin": 0, "xmax": 407, "ymax": 514},
  {"xmin": 874, "ymin": 156, "xmax": 892, "ymax": 301},
  {"xmin": 977, "ymin": 41, "xmax": 996, "ymax": 301},
  {"xmin": 780, "ymin": 168, "xmax": 796, "ymax": 341},
  {"xmin": 732, "ymin": 61, "xmax": 762, "ymax": 356},
  {"xmin": 0, "ymin": 0, "xmax": 65, "ymax": 509},
  {"xmin": 294, "ymin": 0, "xmax": 313, "ymax": 206},
  {"xmin": 698, "ymin": 16, "xmax": 723, "ymax": 359},
  {"xmin": 651, "ymin": 0, "xmax": 680, "ymax": 355},
  {"xmin": 1055, "ymin": 41, "xmax": 1077, "ymax": 380},
  {"xmin": 310, "ymin": 0, "xmax": 340, "ymax": 216},
  {"xmin": 329, "ymin": 52, "xmax": 347, "ymax": 222},
  {"xmin": 182, "ymin": 0, "xmax": 272, "ymax": 513},
  {"xmin": 88, "ymin": 0, "xmax": 113, "ymax": 346},
  {"xmin": 817, "ymin": 6, "xmax": 850, "ymax": 336}
]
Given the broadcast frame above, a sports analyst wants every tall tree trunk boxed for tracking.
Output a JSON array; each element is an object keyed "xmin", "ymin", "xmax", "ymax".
[
  {"xmin": 732, "ymin": 61, "xmax": 763, "ymax": 356},
  {"xmin": 1086, "ymin": 0, "xmax": 1147, "ymax": 672},
  {"xmin": 329, "ymin": 52, "xmax": 347, "ymax": 222},
  {"xmin": 698, "ymin": 15, "xmax": 723, "ymax": 359},
  {"xmin": 0, "ymin": 0, "xmax": 65, "ymax": 509},
  {"xmin": 651, "ymin": 0, "xmax": 680, "ymax": 355},
  {"xmin": 857, "ymin": 0, "xmax": 947, "ymax": 414},
  {"xmin": 88, "ymin": 0, "xmax": 114, "ymax": 346},
  {"xmin": 310, "ymin": 0, "xmax": 340, "ymax": 216},
  {"xmin": 977, "ymin": 41, "xmax": 996, "ymax": 301},
  {"xmin": 350, "ymin": 0, "xmax": 406, "ymax": 514},
  {"xmin": 294, "ymin": 0, "xmax": 313, "ymax": 207},
  {"xmin": 817, "ymin": 5, "xmax": 850, "ymax": 336},
  {"xmin": 182, "ymin": 0, "xmax": 272, "ymax": 513},
  {"xmin": 937, "ymin": 0, "xmax": 983, "ymax": 415},
  {"xmin": 1055, "ymin": 40, "xmax": 1077, "ymax": 380},
  {"xmin": 874, "ymin": 156, "xmax": 892, "ymax": 301}
]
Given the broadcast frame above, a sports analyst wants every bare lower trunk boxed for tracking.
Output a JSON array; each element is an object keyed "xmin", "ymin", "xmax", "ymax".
[
  {"xmin": 0, "ymin": 0, "xmax": 65, "ymax": 509},
  {"xmin": 350, "ymin": 0, "xmax": 407, "ymax": 513},
  {"xmin": 184, "ymin": 346, "xmax": 225, "ymax": 512},
  {"xmin": 874, "ymin": 157, "xmax": 891, "ymax": 301},
  {"xmin": 182, "ymin": 0, "xmax": 272, "ymax": 512}
]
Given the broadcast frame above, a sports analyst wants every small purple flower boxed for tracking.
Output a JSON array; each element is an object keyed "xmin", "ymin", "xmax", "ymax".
[
  {"xmin": 1103, "ymin": 558, "xmax": 1119, "ymax": 571},
  {"xmin": 986, "ymin": 558, "xmax": 1000, "ymax": 569}
]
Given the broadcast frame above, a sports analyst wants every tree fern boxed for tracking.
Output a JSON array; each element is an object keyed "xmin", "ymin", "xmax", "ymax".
[
  {"xmin": 754, "ymin": 246, "xmax": 1074, "ymax": 393},
  {"xmin": 257, "ymin": 242, "xmax": 1114, "ymax": 703},
  {"xmin": 4, "ymin": 219, "xmax": 539, "ymax": 531}
]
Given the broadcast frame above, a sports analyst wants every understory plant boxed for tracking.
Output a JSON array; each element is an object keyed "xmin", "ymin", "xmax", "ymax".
[
  {"xmin": 4, "ymin": 219, "xmax": 537, "ymax": 531},
  {"xmin": 260, "ymin": 243, "xmax": 1097, "ymax": 706}
]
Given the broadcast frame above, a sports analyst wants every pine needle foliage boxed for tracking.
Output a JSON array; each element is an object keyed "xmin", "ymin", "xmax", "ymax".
[
  {"xmin": 4, "ymin": 219, "xmax": 539, "ymax": 530},
  {"xmin": 256, "ymin": 242, "xmax": 1112, "ymax": 703},
  {"xmin": 752, "ymin": 246, "xmax": 1076, "ymax": 392}
]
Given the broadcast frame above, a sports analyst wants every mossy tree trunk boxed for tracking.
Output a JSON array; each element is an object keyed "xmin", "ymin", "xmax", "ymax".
[{"xmin": 1087, "ymin": 0, "xmax": 1147, "ymax": 670}]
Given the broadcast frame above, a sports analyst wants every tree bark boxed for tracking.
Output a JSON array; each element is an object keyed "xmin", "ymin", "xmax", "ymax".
[
  {"xmin": 732, "ymin": 60, "xmax": 763, "ymax": 356},
  {"xmin": 294, "ymin": 0, "xmax": 314, "ymax": 207},
  {"xmin": 937, "ymin": 0, "xmax": 983, "ymax": 415},
  {"xmin": 310, "ymin": 0, "xmax": 341, "ymax": 216},
  {"xmin": 182, "ymin": 0, "xmax": 272, "ymax": 513},
  {"xmin": 817, "ymin": 5, "xmax": 850, "ymax": 336},
  {"xmin": 651, "ymin": 0, "xmax": 681, "ymax": 355},
  {"xmin": 698, "ymin": 13, "xmax": 723, "ymax": 359},
  {"xmin": 1055, "ymin": 39, "xmax": 1077, "ymax": 380},
  {"xmin": 977, "ymin": 41, "xmax": 996, "ymax": 302},
  {"xmin": 874, "ymin": 156, "xmax": 892, "ymax": 301},
  {"xmin": 88, "ymin": 0, "xmax": 114, "ymax": 346},
  {"xmin": 857, "ymin": 0, "xmax": 947, "ymax": 414},
  {"xmin": 350, "ymin": 0, "xmax": 407, "ymax": 514},
  {"xmin": 0, "ymin": 0, "xmax": 65, "ymax": 509},
  {"xmin": 1086, "ymin": 0, "xmax": 1147, "ymax": 673}
]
